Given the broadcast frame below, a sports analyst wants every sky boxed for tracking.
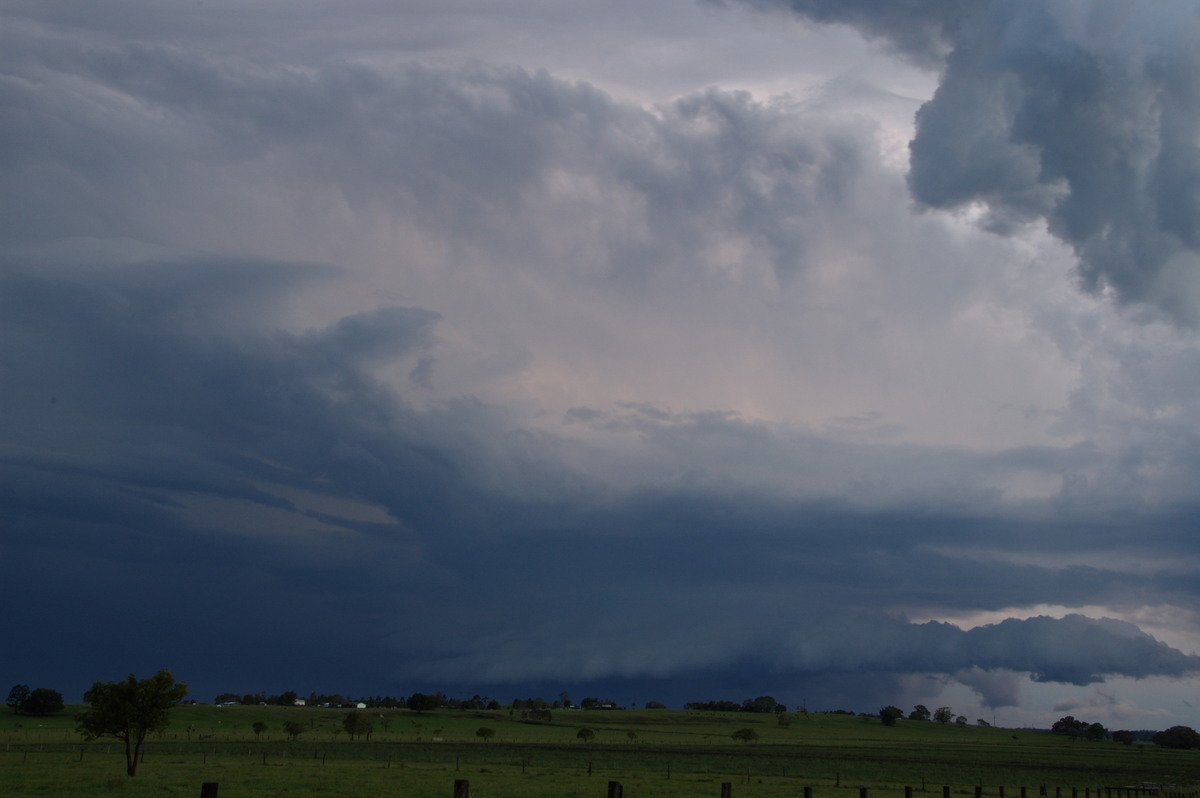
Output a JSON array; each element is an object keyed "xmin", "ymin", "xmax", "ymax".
[{"xmin": 4, "ymin": 0, "xmax": 1200, "ymax": 731}]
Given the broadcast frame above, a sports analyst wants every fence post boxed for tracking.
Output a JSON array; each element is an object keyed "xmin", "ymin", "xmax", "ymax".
[
  {"xmin": 861, "ymin": 787, "xmax": 869, "ymax": 798},
  {"xmin": 200, "ymin": 784, "xmax": 218, "ymax": 798},
  {"xmin": 722, "ymin": 782, "xmax": 733, "ymax": 798},
  {"xmin": 976, "ymin": 787, "xmax": 983, "ymax": 798},
  {"xmin": 944, "ymin": 786, "xmax": 951, "ymax": 798},
  {"xmin": 1001, "ymin": 787, "xmax": 1006, "ymax": 798},
  {"xmin": 907, "ymin": 786, "xmax": 914, "ymax": 798},
  {"xmin": 805, "ymin": 787, "xmax": 813, "ymax": 798},
  {"xmin": 454, "ymin": 779, "xmax": 469, "ymax": 798},
  {"xmin": 608, "ymin": 781, "xmax": 623, "ymax": 798}
]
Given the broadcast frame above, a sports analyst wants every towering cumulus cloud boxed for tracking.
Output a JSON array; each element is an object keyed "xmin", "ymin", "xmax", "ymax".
[{"xmin": 723, "ymin": 0, "xmax": 1200, "ymax": 323}]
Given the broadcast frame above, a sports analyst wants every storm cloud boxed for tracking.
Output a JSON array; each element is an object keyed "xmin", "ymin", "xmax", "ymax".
[
  {"xmin": 3, "ymin": 0, "xmax": 1200, "ymax": 727},
  {"xmin": 729, "ymin": 0, "xmax": 1200, "ymax": 324}
]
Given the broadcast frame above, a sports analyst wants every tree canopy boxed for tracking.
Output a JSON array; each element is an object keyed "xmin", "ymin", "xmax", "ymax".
[
  {"xmin": 1153, "ymin": 725, "xmax": 1200, "ymax": 749},
  {"xmin": 76, "ymin": 670, "xmax": 188, "ymax": 776},
  {"xmin": 7, "ymin": 685, "xmax": 64, "ymax": 716}
]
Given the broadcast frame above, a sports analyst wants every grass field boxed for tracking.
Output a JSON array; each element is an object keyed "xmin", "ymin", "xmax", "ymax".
[{"xmin": 3, "ymin": 706, "xmax": 1199, "ymax": 797}]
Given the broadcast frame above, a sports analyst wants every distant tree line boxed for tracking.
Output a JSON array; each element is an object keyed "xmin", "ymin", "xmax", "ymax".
[{"xmin": 684, "ymin": 696, "xmax": 787, "ymax": 713}]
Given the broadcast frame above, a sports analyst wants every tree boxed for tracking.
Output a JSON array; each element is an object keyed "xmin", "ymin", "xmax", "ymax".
[
  {"xmin": 1153, "ymin": 725, "xmax": 1200, "ymax": 749},
  {"xmin": 879, "ymin": 706, "xmax": 904, "ymax": 726},
  {"xmin": 576, "ymin": 727, "xmax": 595, "ymax": 742},
  {"xmin": 1051, "ymin": 715, "xmax": 1089, "ymax": 738},
  {"xmin": 1111, "ymin": 729, "xmax": 1136, "ymax": 746},
  {"xmin": 22, "ymin": 688, "xmax": 64, "ymax": 717},
  {"xmin": 342, "ymin": 710, "xmax": 373, "ymax": 741},
  {"xmin": 406, "ymin": 693, "xmax": 439, "ymax": 713},
  {"xmin": 76, "ymin": 670, "xmax": 188, "ymax": 776},
  {"xmin": 476, "ymin": 727, "xmax": 495, "ymax": 741},
  {"xmin": 731, "ymin": 728, "xmax": 759, "ymax": 743},
  {"xmin": 6, "ymin": 684, "xmax": 30, "ymax": 713},
  {"xmin": 909, "ymin": 705, "xmax": 931, "ymax": 721},
  {"xmin": 933, "ymin": 706, "xmax": 954, "ymax": 724},
  {"xmin": 7, "ymin": 685, "xmax": 63, "ymax": 716},
  {"xmin": 283, "ymin": 720, "xmax": 306, "ymax": 741},
  {"xmin": 252, "ymin": 721, "xmax": 268, "ymax": 739}
]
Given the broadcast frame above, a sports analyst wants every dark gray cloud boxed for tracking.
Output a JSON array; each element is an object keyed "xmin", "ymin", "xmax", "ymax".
[
  {"xmin": 710, "ymin": 0, "xmax": 983, "ymax": 65},
  {"xmin": 5, "ymin": 257, "xmax": 1197, "ymax": 707},
  {"xmin": 725, "ymin": 0, "xmax": 1200, "ymax": 324}
]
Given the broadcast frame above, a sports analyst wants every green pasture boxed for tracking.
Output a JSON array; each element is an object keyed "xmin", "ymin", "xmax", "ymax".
[{"xmin": 3, "ymin": 707, "xmax": 1198, "ymax": 797}]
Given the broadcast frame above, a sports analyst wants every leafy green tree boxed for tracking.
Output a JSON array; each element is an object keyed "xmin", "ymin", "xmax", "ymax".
[
  {"xmin": 283, "ymin": 720, "xmax": 306, "ymax": 741},
  {"xmin": 22, "ymin": 688, "xmax": 64, "ymax": 716},
  {"xmin": 1153, "ymin": 725, "xmax": 1200, "ymax": 749},
  {"xmin": 908, "ymin": 705, "xmax": 931, "ymax": 721},
  {"xmin": 742, "ymin": 695, "xmax": 783, "ymax": 713},
  {"xmin": 6, "ymin": 685, "xmax": 63, "ymax": 716},
  {"xmin": 476, "ymin": 726, "xmax": 495, "ymax": 741},
  {"xmin": 933, "ymin": 706, "xmax": 954, "ymax": 724},
  {"xmin": 252, "ymin": 721, "xmax": 268, "ymax": 739},
  {"xmin": 879, "ymin": 706, "xmax": 904, "ymax": 726},
  {"xmin": 1111, "ymin": 729, "xmax": 1135, "ymax": 745},
  {"xmin": 576, "ymin": 727, "xmax": 595, "ymax": 742},
  {"xmin": 731, "ymin": 728, "xmax": 759, "ymax": 742},
  {"xmin": 6, "ymin": 685, "xmax": 30, "ymax": 713},
  {"xmin": 342, "ymin": 711, "xmax": 373, "ymax": 741},
  {"xmin": 1051, "ymin": 715, "xmax": 1089, "ymax": 738},
  {"xmin": 76, "ymin": 670, "xmax": 188, "ymax": 776},
  {"xmin": 406, "ymin": 693, "xmax": 439, "ymax": 712}
]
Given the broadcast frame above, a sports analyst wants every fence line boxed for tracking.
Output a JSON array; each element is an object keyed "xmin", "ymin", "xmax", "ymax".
[{"xmin": 189, "ymin": 780, "xmax": 1199, "ymax": 798}]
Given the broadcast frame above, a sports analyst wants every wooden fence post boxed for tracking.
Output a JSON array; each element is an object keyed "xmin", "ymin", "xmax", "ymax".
[
  {"xmin": 454, "ymin": 778, "xmax": 469, "ymax": 798},
  {"xmin": 944, "ymin": 786, "xmax": 951, "ymax": 798},
  {"xmin": 861, "ymin": 787, "xmax": 869, "ymax": 798},
  {"xmin": 722, "ymin": 782, "xmax": 733, "ymax": 798},
  {"xmin": 907, "ymin": 786, "xmax": 914, "ymax": 798},
  {"xmin": 200, "ymin": 784, "xmax": 218, "ymax": 798},
  {"xmin": 608, "ymin": 780, "xmax": 623, "ymax": 798},
  {"xmin": 805, "ymin": 787, "xmax": 813, "ymax": 798}
]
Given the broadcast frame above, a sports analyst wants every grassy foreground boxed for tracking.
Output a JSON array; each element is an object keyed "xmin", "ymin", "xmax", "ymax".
[{"xmin": 3, "ymin": 706, "xmax": 1199, "ymax": 797}]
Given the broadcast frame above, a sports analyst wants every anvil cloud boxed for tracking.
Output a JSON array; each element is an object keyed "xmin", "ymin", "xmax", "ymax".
[{"xmin": 3, "ymin": 0, "xmax": 1200, "ymax": 728}]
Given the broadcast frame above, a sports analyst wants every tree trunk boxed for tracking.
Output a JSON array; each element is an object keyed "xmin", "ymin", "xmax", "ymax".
[{"xmin": 126, "ymin": 735, "xmax": 143, "ymax": 777}]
